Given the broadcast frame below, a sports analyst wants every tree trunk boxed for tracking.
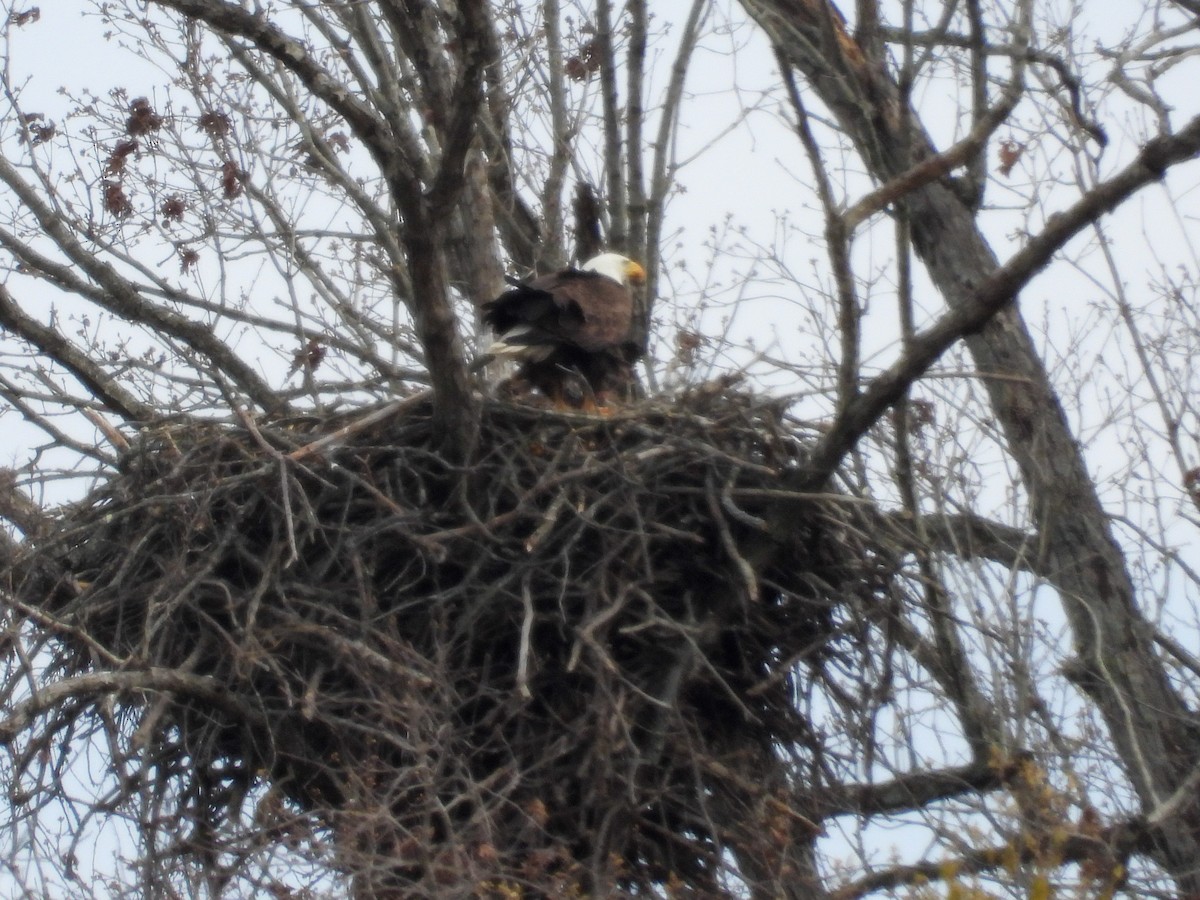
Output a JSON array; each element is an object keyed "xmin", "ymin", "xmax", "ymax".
[{"xmin": 742, "ymin": 0, "xmax": 1200, "ymax": 886}]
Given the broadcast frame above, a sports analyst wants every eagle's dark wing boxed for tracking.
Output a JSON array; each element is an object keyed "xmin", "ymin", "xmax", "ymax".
[
  {"xmin": 478, "ymin": 267, "xmax": 638, "ymax": 408},
  {"xmin": 481, "ymin": 269, "xmax": 631, "ymax": 353}
]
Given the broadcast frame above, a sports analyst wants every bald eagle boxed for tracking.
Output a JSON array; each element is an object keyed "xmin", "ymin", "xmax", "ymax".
[{"xmin": 476, "ymin": 253, "xmax": 646, "ymax": 410}]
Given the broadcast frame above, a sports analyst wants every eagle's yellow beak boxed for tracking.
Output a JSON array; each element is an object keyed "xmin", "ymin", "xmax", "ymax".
[{"xmin": 625, "ymin": 260, "xmax": 647, "ymax": 285}]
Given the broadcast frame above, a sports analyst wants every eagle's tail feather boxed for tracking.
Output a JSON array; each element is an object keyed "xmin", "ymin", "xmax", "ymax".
[{"xmin": 471, "ymin": 325, "xmax": 554, "ymax": 371}]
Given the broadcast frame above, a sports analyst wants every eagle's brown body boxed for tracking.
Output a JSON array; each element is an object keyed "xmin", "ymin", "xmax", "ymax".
[{"xmin": 478, "ymin": 254, "xmax": 645, "ymax": 409}]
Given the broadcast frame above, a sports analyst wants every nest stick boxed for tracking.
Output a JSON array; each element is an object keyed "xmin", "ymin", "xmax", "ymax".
[{"xmin": 287, "ymin": 393, "xmax": 431, "ymax": 461}]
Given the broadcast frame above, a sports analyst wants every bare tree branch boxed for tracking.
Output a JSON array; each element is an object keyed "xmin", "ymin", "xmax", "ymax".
[
  {"xmin": 148, "ymin": 0, "xmax": 476, "ymax": 444},
  {"xmin": 824, "ymin": 759, "xmax": 1010, "ymax": 818},
  {"xmin": 799, "ymin": 112, "xmax": 1200, "ymax": 487},
  {"xmin": 0, "ymin": 668, "xmax": 263, "ymax": 744},
  {"xmin": 0, "ymin": 155, "xmax": 283, "ymax": 414},
  {"xmin": 0, "ymin": 286, "xmax": 156, "ymax": 424}
]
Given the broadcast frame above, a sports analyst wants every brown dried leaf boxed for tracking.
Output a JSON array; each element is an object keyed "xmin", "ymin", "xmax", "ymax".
[
  {"xmin": 28, "ymin": 121, "xmax": 55, "ymax": 145},
  {"xmin": 102, "ymin": 180, "xmax": 133, "ymax": 218},
  {"xmin": 565, "ymin": 38, "xmax": 601, "ymax": 81},
  {"xmin": 19, "ymin": 112, "xmax": 55, "ymax": 146},
  {"xmin": 909, "ymin": 398, "xmax": 936, "ymax": 431},
  {"xmin": 998, "ymin": 139, "xmax": 1024, "ymax": 177},
  {"xmin": 221, "ymin": 160, "xmax": 244, "ymax": 199},
  {"xmin": 1185, "ymin": 467, "xmax": 1200, "ymax": 512},
  {"xmin": 580, "ymin": 38, "xmax": 600, "ymax": 72},
  {"xmin": 288, "ymin": 338, "xmax": 326, "ymax": 377},
  {"xmin": 178, "ymin": 247, "xmax": 199, "ymax": 273},
  {"xmin": 524, "ymin": 796, "xmax": 549, "ymax": 827},
  {"xmin": 8, "ymin": 7, "xmax": 39, "ymax": 27},
  {"xmin": 104, "ymin": 139, "xmax": 138, "ymax": 176},
  {"xmin": 198, "ymin": 110, "xmax": 232, "ymax": 137},
  {"xmin": 565, "ymin": 56, "xmax": 589, "ymax": 81},
  {"xmin": 126, "ymin": 98, "xmax": 162, "ymax": 136},
  {"xmin": 160, "ymin": 195, "xmax": 186, "ymax": 224},
  {"xmin": 1185, "ymin": 467, "xmax": 1200, "ymax": 491},
  {"xmin": 675, "ymin": 330, "xmax": 703, "ymax": 367}
]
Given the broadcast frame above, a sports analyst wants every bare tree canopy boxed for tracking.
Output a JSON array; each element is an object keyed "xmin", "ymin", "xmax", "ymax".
[{"xmin": 3, "ymin": 1, "xmax": 1200, "ymax": 897}]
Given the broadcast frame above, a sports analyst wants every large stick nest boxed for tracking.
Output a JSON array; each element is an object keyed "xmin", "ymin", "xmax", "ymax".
[{"xmin": 18, "ymin": 390, "xmax": 900, "ymax": 896}]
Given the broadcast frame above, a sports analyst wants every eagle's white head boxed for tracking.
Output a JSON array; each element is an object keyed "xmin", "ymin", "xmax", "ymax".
[{"xmin": 582, "ymin": 253, "xmax": 647, "ymax": 288}]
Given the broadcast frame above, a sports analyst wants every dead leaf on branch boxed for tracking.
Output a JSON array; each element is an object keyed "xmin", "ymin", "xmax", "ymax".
[
  {"xmin": 178, "ymin": 247, "xmax": 199, "ymax": 273},
  {"xmin": 160, "ymin": 195, "xmax": 186, "ymax": 224},
  {"xmin": 102, "ymin": 180, "xmax": 133, "ymax": 218},
  {"xmin": 126, "ymin": 98, "xmax": 163, "ymax": 136},
  {"xmin": 198, "ymin": 110, "xmax": 232, "ymax": 137},
  {"xmin": 288, "ymin": 338, "xmax": 327, "ymax": 377},
  {"xmin": 999, "ymin": 140, "xmax": 1025, "ymax": 177},
  {"xmin": 676, "ymin": 330, "xmax": 702, "ymax": 365},
  {"xmin": 565, "ymin": 38, "xmax": 601, "ymax": 81},
  {"xmin": 104, "ymin": 140, "xmax": 138, "ymax": 176},
  {"xmin": 221, "ymin": 160, "xmax": 244, "ymax": 199},
  {"xmin": 1185, "ymin": 467, "xmax": 1200, "ymax": 511},
  {"xmin": 8, "ymin": 7, "xmax": 39, "ymax": 27},
  {"xmin": 19, "ymin": 112, "xmax": 55, "ymax": 145},
  {"xmin": 327, "ymin": 131, "xmax": 350, "ymax": 153}
]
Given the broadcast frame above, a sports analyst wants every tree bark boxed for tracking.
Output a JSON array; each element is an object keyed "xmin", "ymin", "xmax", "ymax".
[{"xmin": 742, "ymin": 0, "xmax": 1200, "ymax": 886}]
